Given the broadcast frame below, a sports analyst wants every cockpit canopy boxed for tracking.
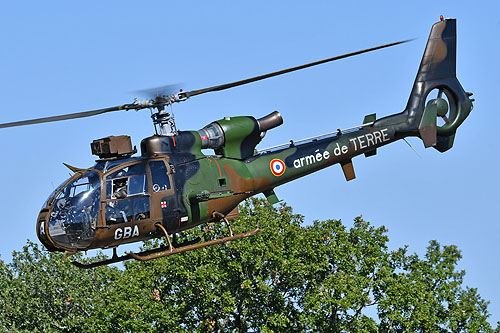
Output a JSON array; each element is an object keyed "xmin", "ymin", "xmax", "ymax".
[
  {"xmin": 47, "ymin": 170, "xmax": 101, "ymax": 249},
  {"xmin": 42, "ymin": 157, "xmax": 172, "ymax": 251}
]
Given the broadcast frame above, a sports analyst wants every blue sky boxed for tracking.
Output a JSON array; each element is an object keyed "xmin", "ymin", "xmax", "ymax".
[{"xmin": 0, "ymin": 0, "xmax": 499, "ymax": 324}]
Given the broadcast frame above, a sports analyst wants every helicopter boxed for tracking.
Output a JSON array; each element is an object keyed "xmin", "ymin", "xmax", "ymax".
[{"xmin": 0, "ymin": 18, "xmax": 473, "ymax": 269}]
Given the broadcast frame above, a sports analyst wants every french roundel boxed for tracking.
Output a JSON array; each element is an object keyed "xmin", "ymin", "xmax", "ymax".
[{"xmin": 270, "ymin": 159, "xmax": 286, "ymax": 176}]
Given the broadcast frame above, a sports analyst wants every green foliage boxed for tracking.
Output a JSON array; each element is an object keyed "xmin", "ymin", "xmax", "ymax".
[
  {"xmin": 0, "ymin": 199, "xmax": 496, "ymax": 332},
  {"xmin": 0, "ymin": 241, "xmax": 121, "ymax": 332},
  {"xmin": 376, "ymin": 241, "xmax": 492, "ymax": 332}
]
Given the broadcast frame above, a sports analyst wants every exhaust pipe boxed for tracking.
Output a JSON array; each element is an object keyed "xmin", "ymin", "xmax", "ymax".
[{"xmin": 257, "ymin": 111, "xmax": 283, "ymax": 131}]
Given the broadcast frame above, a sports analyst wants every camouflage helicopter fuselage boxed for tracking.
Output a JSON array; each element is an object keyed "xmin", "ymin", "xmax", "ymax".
[{"xmin": 35, "ymin": 19, "xmax": 473, "ymax": 267}]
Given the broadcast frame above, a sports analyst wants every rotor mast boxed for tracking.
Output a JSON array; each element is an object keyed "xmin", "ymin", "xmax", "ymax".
[
  {"xmin": 152, "ymin": 107, "xmax": 177, "ymax": 136},
  {"xmin": 135, "ymin": 92, "xmax": 189, "ymax": 136}
]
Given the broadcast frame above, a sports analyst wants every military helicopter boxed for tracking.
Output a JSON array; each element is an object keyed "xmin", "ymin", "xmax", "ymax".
[{"xmin": 0, "ymin": 18, "xmax": 473, "ymax": 268}]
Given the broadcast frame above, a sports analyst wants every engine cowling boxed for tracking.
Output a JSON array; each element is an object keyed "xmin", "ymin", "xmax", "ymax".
[{"xmin": 198, "ymin": 111, "xmax": 283, "ymax": 159}]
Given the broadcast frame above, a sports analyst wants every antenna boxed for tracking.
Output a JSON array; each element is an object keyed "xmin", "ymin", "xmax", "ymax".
[{"xmin": 403, "ymin": 138, "xmax": 422, "ymax": 159}]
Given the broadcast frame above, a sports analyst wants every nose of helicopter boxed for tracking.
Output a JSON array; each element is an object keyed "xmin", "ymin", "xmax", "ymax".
[{"xmin": 37, "ymin": 171, "xmax": 101, "ymax": 251}]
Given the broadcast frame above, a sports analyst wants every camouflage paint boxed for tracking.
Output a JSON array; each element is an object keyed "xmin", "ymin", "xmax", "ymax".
[{"xmin": 37, "ymin": 19, "xmax": 474, "ymax": 255}]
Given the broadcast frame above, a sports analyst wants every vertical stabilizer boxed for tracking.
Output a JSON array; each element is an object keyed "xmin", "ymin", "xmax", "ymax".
[{"xmin": 404, "ymin": 18, "xmax": 473, "ymax": 152}]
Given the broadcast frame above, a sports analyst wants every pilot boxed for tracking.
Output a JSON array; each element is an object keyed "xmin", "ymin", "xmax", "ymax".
[{"xmin": 113, "ymin": 178, "xmax": 128, "ymax": 199}]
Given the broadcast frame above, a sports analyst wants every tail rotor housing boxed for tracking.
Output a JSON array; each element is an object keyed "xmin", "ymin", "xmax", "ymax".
[{"xmin": 404, "ymin": 18, "xmax": 474, "ymax": 152}]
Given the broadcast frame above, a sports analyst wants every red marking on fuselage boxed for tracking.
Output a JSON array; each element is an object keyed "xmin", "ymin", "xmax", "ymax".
[{"xmin": 214, "ymin": 159, "xmax": 222, "ymax": 177}]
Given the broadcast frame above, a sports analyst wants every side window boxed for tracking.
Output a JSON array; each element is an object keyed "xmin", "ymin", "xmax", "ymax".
[
  {"xmin": 105, "ymin": 162, "xmax": 150, "ymax": 226},
  {"xmin": 128, "ymin": 175, "xmax": 147, "ymax": 196},
  {"xmin": 106, "ymin": 163, "xmax": 148, "ymax": 199},
  {"xmin": 149, "ymin": 161, "xmax": 171, "ymax": 192},
  {"xmin": 107, "ymin": 163, "xmax": 146, "ymax": 179},
  {"xmin": 133, "ymin": 197, "xmax": 150, "ymax": 221},
  {"xmin": 106, "ymin": 200, "xmax": 132, "ymax": 225}
]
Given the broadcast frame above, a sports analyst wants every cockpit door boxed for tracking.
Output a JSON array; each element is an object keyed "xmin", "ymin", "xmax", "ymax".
[
  {"xmin": 148, "ymin": 159, "xmax": 179, "ymax": 232},
  {"xmin": 104, "ymin": 162, "xmax": 150, "ymax": 228}
]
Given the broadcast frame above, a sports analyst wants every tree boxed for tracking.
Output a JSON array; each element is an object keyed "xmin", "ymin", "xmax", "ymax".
[
  {"xmin": 112, "ymin": 198, "xmax": 496, "ymax": 331},
  {"xmin": 376, "ymin": 241, "xmax": 492, "ymax": 332},
  {"xmin": 0, "ymin": 198, "xmax": 496, "ymax": 332},
  {"xmin": 0, "ymin": 241, "xmax": 120, "ymax": 332}
]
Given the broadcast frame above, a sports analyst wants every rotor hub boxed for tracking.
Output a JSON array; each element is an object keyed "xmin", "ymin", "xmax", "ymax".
[{"xmin": 435, "ymin": 97, "xmax": 449, "ymax": 117}]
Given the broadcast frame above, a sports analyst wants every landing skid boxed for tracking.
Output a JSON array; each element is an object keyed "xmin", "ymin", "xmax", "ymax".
[{"xmin": 72, "ymin": 214, "xmax": 259, "ymax": 269}]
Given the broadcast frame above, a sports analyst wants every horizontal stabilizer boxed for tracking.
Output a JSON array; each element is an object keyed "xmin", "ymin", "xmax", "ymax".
[
  {"xmin": 341, "ymin": 159, "xmax": 356, "ymax": 181},
  {"xmin": 363, "ymin": 113, "xmax": 376, "ymax": 127},
  {"xmin": 419, "ymin": 100, "xmax": 438, "ymax": 147},
  {"xmin": 363, "ymin": 113, "xmax": 377, "ymax": 157},
  {"xmin": 263, "ymin": 189, "xmax": 280, "ymax": 205},
  {"xmin": 364, "ymin": 149, "xmax": 377, "ymax": 157}
]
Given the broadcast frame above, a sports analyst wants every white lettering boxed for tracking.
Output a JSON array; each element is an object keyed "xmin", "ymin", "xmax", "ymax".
[
  {"xmin": 114, "ymin": 225, "xmax": 140, "ymax": 240},
  {"xmin": 358, "ymin": 135, "xmax": 367, "ymax": 149},
  {"xmin": 123, "ymin": 226, "xmax": 132, "ymax": 239},
  {"xmin": 349, "ymin": 138, "xmax": 358, "ymax": 150},
  {"xmin": 290, "ymin": 129, "xmax": 390, "ymax": 169},
  {"xmin": 293, "ymin": 149, "xmax": 331, "ymax": 169},
  {"xmin": 366, "ymin": 133, "xmax": 375, "ymax": 147},
  {"xmin": 305, "ymin": 155, "xmax": 315, "ymax": 165},
  {"xmin": 346, "ymin": 129, "xmax": 391, "ymax": 152},
  {"xmin": 334, "ymin": 143, "xmax": 342, "ymax": 156},
  {"xmin": 39, "ymin": 222, "xmax": 45, "ymax": 235},
  {"xmin": 381, "ymin": 128, "xmax": 390, "ymax": 142},
  {"xmin": 132, "ymin": 225, "xmax": 140, "ymax": 237}
]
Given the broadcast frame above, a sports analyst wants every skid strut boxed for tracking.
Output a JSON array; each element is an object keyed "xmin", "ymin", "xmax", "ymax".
[
  {"xmin": 72, "ymin": 213, "xmax": 259, "ymax": 269},
  {"xmin": 130, "ymin": 213, "xmax": 258, "ymax": 261}
]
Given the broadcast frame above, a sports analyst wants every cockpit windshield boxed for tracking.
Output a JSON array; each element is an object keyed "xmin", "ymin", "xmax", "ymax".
[{"xmin": 47, "ymin": 171, "xmax": 101, "ymax": 249}]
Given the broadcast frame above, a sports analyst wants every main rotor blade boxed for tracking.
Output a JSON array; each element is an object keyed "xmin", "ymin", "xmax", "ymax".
[
  {"xmin": 183, "ymin": 39, "xmax": 412, "ymax": 98},
  {"xmin": 0, "ymin": 39, "xmax": 411, "ymax": 129},
  {"xmin": 0, "ymin": 104, "xmax": 136, "ymax": 129}
]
